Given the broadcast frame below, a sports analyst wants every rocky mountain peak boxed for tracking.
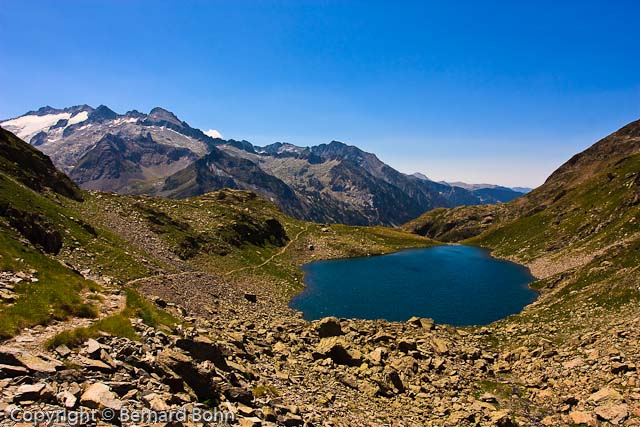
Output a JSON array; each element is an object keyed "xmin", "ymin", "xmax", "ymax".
[
  {"xmin": 412, "ymin": 172, "xmax": 432, "ymax": 181},
  {"xmin": 147, "ymin": 107, "xmax": 183, "ymax": 127},
  {"xmin": 124, "ymin": 109, "xmax": 145, "ymax": 119},
  {"xmin": 88, "ymin": 105, "xmax": 118, "ymax": 123},
  {"xmin": 27, "ymin": 106, "xmax": 58, "ymax": 116}
]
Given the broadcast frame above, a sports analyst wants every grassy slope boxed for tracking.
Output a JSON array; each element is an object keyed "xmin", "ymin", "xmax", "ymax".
[
  {"xmin": 45, "ymin": 288, "xmax": 178, "ymax": 349},
  {"xmin": 77, "ymin": 189, "xmax": 435, "ymax": 298},
  {"xmin": 0, "ymin": 170, "xmax": 169, "ymax": 337}
]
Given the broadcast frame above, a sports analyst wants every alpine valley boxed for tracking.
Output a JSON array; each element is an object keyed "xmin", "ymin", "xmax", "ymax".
[
  {"xmin": 1, "ymin": 105, "xmax": 527, "ymax": 226},
  {"xmin": 0, "ymin": 110, "xmax": 638, "ymax": 427}
]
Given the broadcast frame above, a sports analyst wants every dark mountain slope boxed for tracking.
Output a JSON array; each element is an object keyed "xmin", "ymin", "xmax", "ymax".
[
  {"xmin": 160, "ymin": 146, "xmax": 309, "ymax": 219},
  {"xmin": 0, "ymin": 127, "xmax": 83, "ymax": 201},
  {"xmin": 70, "ymin": 133, "xmax": 197, "ymax": 193},
  {"xmin": 212, "ymin": 140, "xmax": 490, "ymax": 225}
]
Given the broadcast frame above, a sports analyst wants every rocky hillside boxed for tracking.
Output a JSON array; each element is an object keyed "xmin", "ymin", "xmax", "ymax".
[
  {"xmin": 2, "ymin": 106, "xmax": 523, "ymax": 226},
  {"xmin": 0, "ymin": 127, "xmax": 83, "ymax": 202}
]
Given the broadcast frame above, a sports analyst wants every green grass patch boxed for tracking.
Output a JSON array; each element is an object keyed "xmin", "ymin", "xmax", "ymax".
[
  {"xmin": 123, "ymin": 287, "xmax": 178, "ymax": 329},
  {"xmin": 46, "ymin": 314, "xmax": 137, "ymax": 349},
  {"xmin": 46, "ymin": 288, "xmax": 178, "ymax": 349},
  {"xmin": 0, "ymin": 230, "xmax": 99, "ymax": 339}
]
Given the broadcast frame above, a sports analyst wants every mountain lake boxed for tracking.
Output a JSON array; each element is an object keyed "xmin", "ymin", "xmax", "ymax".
[{"xmin": 290, "ymin": 245, "xmax": 537, "ymax": 326}]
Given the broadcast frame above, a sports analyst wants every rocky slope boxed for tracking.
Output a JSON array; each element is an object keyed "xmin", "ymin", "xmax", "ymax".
[{"xmin": 2, "ymin": 106, "xmax": 522, "ymax": 226}]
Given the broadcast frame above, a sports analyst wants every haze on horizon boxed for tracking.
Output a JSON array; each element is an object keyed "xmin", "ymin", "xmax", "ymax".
[{"xmin": 1, "ymin": 0, "xmax": 639, "ymax": 188}]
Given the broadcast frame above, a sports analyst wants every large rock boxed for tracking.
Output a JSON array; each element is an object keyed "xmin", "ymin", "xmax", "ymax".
[
  {"xmin": 569, "ymin": 411, "xmax": 594, "ymax": 426},
  {"xmin": 14, "ymin": 383, "xmax": 53, "ymax": 403},
  {"xmin": 313, "ymin": 337, "xmax": 362, "ymax": 366},
  {"xmin": 175, "ymin": 336, "xmax": 228, "ymax": 370},
  {"xmin": 407, "ymin": 316, "xmax": 435, "ymax": 330},
  {"xmin": 156, "ymin": 348, "xmax": 219, "ymax": 401},
  {"xmin": 240, "ymin": 417, "xmax": 263, "ymax": 427},
  {"xmin": 316, "ymin": 317, "xmax": 343, "ymax": 338},
  {"xmin": 490, "ymin": 410, "xmax": 517, "ymax": 427},
  {"xmin": 85, "ymin": 338, "xmax": 102, "ymax": 356},
  {"xmin": 0, "ymin": 363, "xmax": 29, "ymax": 377},
  {"xmin": 368, "ymin": 347, "xmax": 386, "ymax": 365},
  {"xmin": 380, "ymin": 368, "xmax": 405, "ymax": 395},
  {"xmin": 80, "ymin": 382, "xmax": 122, "ymax": 410},
  {"xmin": 431, "ymin": 337, "xmax": 450, "ymax": 354},
  {"xmin": 588, "ymin": 387, "xmax": 623, "ymax": 403},
  {"xmin": 77, "ymin": 356, "xmax": 113, "ymax": 373},
  {"xmin": 0, "ymin": 346, "xmax": 62, "ymax": 373},
  {"xmin": 594, "ymin": 403, "xmax": 628, "ymax": 425}
]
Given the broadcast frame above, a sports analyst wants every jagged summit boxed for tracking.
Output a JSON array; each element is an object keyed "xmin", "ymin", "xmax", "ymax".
[
  {"xmin": 147, "ymin": 106, "xmax": 183, "ymax": 127},
  {"xmin": 0, "ymin": 105, "xmax": 212, "ymax": 182}
]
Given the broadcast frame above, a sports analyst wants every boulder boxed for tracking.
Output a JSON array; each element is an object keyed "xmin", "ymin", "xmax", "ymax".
[
  {"xmin": 313, "ymin": 337, "xmax": 362, "ymax": 366},
  {"xmin": 588, "ymin": 387, "xmax": 623, "ymax": 403},
  {"xmin": 156, "ymin": 348, "xmax": 219, "ymax": 401},
  {"xmin": 58, "ymin": 391, "xmax": 78, "ymax": 409},
  {"xmin": 55, "ymin": 345, "xmax": 72, "ymax": 358},
  {"xmin": 80, "ymin": 382, "xmax": 122, "ymax": 410},
  {"xmin": 490, "ymin": 410, "xmax": 517, "ymax": 427},
  {"xmin": 85, "ymin": 338, "xmax": 101, "ymax": 356},
  {"xmin": 407, "ymin": 316, "xmax": 435, "ymax": 330},
  {"xmin": 14, "ymin": 383, "xmax": 53, "ymax": 403},
  {"xmin": 0, "ymin": 346, "xmax": 62, "ymax": 373},
  {"xmin": 594, "ymin": 403, "xmax": 628, "ymax": 425},
  {"xmin": 281, "ymin": 414, "xmax": 304, "ymax": 426},
  {"xmin": 431, "ymin": 337, "xmax": 450, "ymax": 354},
  {"xmin": 77, "ymin": 356, "xmax": 113, "ymax": 373},
  {"xmin": 0, "ymin": 363, "xmax": 29, "ymax": 377},
  {"xmin": 316, "ymin": 317, "xmax": 343, "ymax": 338},
  {"xmin": 569, "ymin": 411, "xmax": 594, "ymax": 426},
  {"xmin": 381, "ymin": 368, "xmax": 404, "ymax": 395},
  {"xmin": 240, "ymin": 417, "xmax": 263, "ymax": 427},
  {"xmin": 175, "ymin": 336, "xmax": 228, "ymax": 369},
  {"xmin": 397, "ymin": 339, "xmax": 417, "ymax": 353},
  {"xmin": 368, "ymin": 347, "xmax": 386, "ymax": 365}
]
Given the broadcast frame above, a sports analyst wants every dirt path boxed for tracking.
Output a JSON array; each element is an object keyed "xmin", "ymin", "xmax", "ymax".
[
  {"xmin": 3, "ymin": 224, "xmax": 311, "ymax": 352},
  {"xmin": 225, "ymin": 224, "xmax": 310, "ymax": 276},
  {"xmin": 3, "ymin": 285, "xmax": 126, "ymax": 352}
]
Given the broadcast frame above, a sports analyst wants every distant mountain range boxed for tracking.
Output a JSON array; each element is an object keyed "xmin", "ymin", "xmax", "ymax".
[
  {"xmin": 411, "ymin": 173, "xmax": 532, "ymax": 197},
  {"xmin": 1, "ymin": 105, "xmax": 526, "ymax": 226}
]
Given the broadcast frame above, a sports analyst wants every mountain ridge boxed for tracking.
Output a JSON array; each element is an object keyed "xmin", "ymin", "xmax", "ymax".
[{"xmin": 2, "ymin": 105, "xmax": 524, "ymax": 226}]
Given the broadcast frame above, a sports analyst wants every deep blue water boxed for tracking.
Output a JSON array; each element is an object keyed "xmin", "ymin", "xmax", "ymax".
[{"xmin": 290, "ymin": 245, "xmax": 537, "ymax": 326}]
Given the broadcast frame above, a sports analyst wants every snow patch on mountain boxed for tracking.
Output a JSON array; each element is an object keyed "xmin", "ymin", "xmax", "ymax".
[
  {"xmin": 2, "ymin": 112, "xmax": 71, "ymax": 142},
  {"xmin": 67, "ymin": 111, "xmax": 89, "ymax": 126}
]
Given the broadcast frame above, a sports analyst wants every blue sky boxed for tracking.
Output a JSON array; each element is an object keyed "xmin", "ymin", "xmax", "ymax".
[{"xmin": 1, "ymin": 1, "xmax": 639, "ymax": 187}]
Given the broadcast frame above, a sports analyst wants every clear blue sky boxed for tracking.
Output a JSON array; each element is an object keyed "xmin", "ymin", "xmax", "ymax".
[{"xmin": 1, "ymin": 1, "xmax": 639, "ymax": 187}]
